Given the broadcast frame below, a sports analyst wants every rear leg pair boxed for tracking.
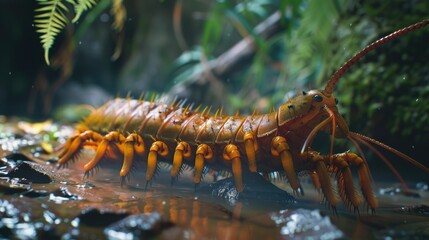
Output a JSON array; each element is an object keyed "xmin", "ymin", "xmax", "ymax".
[
  {"xmin": 58, "ymin": 130, "xmax": 145, "ymax": 180},
  {"xmin": 304, "ymin": 150, "xmax": 377, "ymax": 212}
]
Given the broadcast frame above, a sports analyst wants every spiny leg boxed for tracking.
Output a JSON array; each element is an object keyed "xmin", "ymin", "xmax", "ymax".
[
  {"xmin": 171, "ymin": 141, "xmax": 191, "ymax": 183},
  {"xmin": 325, "ymin": 153, "xmax": 362, "ymax": 211},
  {"xmin": 223, "ymin": 144, "xmax": 243, "ymax": 192},
  {"xmin": 271, "ymin": 136, "xmax": 301, "ymax": 195},
  {"xmin": 303, "ymin": 151, "xmax": 339, "ymax": 208},
  {"xmin": 146, "ymin": 141, "xmax": 169, "ymax": 184},
  {"xmin": 58, "ymin": 130, "xmax": 103, "ymax": 167},
  {"xmin": 83, "ymin": 131, "xmax": 126, "ymax": 175},
  {"xmin": 120, "ymin": 133, "xmax": 145, "ymax": 183},
  {"xmin": 243, "ymin": 132, "xmax": 258, "ymax": 172},
  {"xmin": 194, "ymin": 144, "xmax": 213, "ymax": 187},
  {"xmin": 331, "ymin": 152, "xmax": 377, "ymax": 211}
]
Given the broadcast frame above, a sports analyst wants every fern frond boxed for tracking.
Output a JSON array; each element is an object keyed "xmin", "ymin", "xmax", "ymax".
[
  {"xmin": 72, "ymin": 0, "xmax": 97, "ymax": 23},
  {"xmin": 34, "ymin": 0, "xmax": 74, "ymax": 65}
]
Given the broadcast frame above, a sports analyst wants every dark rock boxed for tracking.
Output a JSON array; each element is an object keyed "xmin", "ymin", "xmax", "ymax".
[
  {"xmin": 35, "ymin": 224, "xmax": 60, "ymax": 240},
  {"xmin": 0, "ymin": 181, "xmax": 30, "ymax": 195},
  {"xmin": 208, "ymin": 172, "xmax": 296, "ymax": 205},
  {"xmin": 22, "ymin": 189, "xmax": 50, "ymax": 198},
  {"xmin": 104, "ymin": 212, "xmax": 173, "ymax": 239},
  {"xmin": 49, "ymin": 187, "xmax": 80, "ymax": 202},
  {"xmin": 395, "ymin": 205, "xmax": 429, "ymax": 216},
  {"xmin": 76, "ymin": 207, "xmax": 130, "ymax": 228},
  {"xmin": 6, "ymin": 161, "xmax": 52, "ymax": 183},
  {"xmin": 4, "ymin": 153, "xmax": 34, "ymax": 162}
]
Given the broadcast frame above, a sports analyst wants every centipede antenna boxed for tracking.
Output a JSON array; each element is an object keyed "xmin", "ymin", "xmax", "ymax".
[
  {"xmin": 324, "ymin": 19, "xmax": 429, "ymax": 96},
  {"xmin": 349, "ymin": 133, "xmax": 412, "ymax": 191},
  {"xmin": 349, "ymin": 131, "xmax": 429, "ymax": 174}
]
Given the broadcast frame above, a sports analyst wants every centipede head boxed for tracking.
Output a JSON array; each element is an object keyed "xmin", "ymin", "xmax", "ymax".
[{"xmin": 301, "ymin": 19, "xmax": 429, "ymax": 180}]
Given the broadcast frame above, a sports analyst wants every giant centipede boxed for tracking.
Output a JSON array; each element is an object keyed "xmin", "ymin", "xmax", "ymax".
[{"xmin": 57, "ymin": 19, "xmax": 429, "ymax": 212}]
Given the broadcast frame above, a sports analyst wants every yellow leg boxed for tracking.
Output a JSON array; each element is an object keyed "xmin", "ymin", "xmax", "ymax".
[
  {"xmin": 194, "ymin": 144, "xmax": 212, "ymax": 184},
  {"xmin": 120, "ymin": 133, "xmax": 145, "ymax": 177},
  {"xmin": 223, "ymin": 144, "xmax": 243, "ymax": 192},
  {"xmin": 243, "ymin": 132, "xmax": 258, "ymax": 172},
  {"xmin": 314, "ymin": 160, "xmax": 339, "ymax": 207},
  {"xmin": 58, "ymin": 130, "xmax": 103, "ymax": 165},
  {"xmin": 171, "ymin": 142, "xmax": 191, "ymax": 178},
  {"xmin": 338, "ymin": 152, "xmax": 377, "ymax": 210},
  {"xmin": 271, "ymin": 136, "xmax": 300, "ymax": 192},
  {"xmin": 83, "ymin": 131, "xmax": 125, "ymax": 172},
  {"xmin": 146, "ymin": 141, "xmax": 169, "ymax": 181}
]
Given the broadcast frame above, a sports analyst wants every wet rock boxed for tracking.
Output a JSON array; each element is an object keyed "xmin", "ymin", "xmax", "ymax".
[
  {"xmin": 0, "ymin": 221, "xmax": 13, "ymax": 238},
  {"xmin": 416, "ymin": 182, "xmax": 428, "ymax": 191},
  {"xmin": 4, "ymin": 153, "xmax": 34, "ymax": 162},
  {"xmin": 104, "ymin": 212, "xmax": 173, "ymax": 239},
  {"xmin": 0, "ymin": 180, "xmax": 30, "ymax": 195},
  {"xmin": 377, "ymin": 222, "xmax": 429, "ymax": 240},
  {"xmin": 270, "ymin": 209, "xmax": 345, "ymax": 240},
  {"xmin": 49, "ymin": 187, "xmax": 81, "ymax": 203},
  {"xmin": 35, "ymin": 224, "xmax": 60, "ymax": 240},
  {"xmin": 22, "ymin": 189, "xmax": 50, "ymax": 198},
  {"xmin": 0, "ymin": 156, "xmax": 52, "ymax": 184},
  {"xmin": 395, "ymin": 205, "xmax": 429, "ymax": 216},
  {"xmin": 76, "ymin": 208, "xmax": 130, "ymax": 228},
  {"xmin": 209, "ymin": 172, "xmax": 296, "ymax": 205}
]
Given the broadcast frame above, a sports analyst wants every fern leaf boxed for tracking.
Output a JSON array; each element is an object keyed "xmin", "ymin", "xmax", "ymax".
[
  {"xmin": 72, "ymin": 0, "xmax": 97, "ymax": 23},
  {"xmin": 34, "ymin": 0, "xmax": 73, "ymax": 65}
]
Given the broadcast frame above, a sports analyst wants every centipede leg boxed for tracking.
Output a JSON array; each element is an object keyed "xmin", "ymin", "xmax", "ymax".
[
  {"xmin": 120, "ymin": 133, "xmax": 145, "ymax": 178},
  {"xmin": 223, "ymin": 144, "xmax": 243, "ymax": 192},
  {"xmin": 335, "ymin": 152, "xmax": 377, "ymax": 211},
  {"xmin": 83, "ymin": 131, "xmax": 126, "ymax": 174},
  {"xmin": 58, "ymin": 130, "xmax": 103, "ymax": 166},
  {"xmin": 243, "ymin": 132, "xmax": 258, "ymax": 172},
  {"xmin": 194, "ymin": 144, "xmax": 213, "ymax": 186},
  {"xmin": 171, "ymin": 142, "xmax": 191, "ymax": 182},
  {"xmin": 271, "ymin": 136, "xmax": 301, "ymax": 194},
  {"xmin": 304, "ymin": 151, "xmax": 339, "ymax": 208},
  {"xmin": 327, "ymin": 154, "xmax": 361, "ymax": 211},
  {"xmin": 146, "ymin": 141, "xmax": 169, "ymax": 182}
]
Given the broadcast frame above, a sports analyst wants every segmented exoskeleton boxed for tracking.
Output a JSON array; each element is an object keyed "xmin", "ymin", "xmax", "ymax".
[{"xmin": 58, "ymin": 19, "xmax": 429, "ymax": 212}]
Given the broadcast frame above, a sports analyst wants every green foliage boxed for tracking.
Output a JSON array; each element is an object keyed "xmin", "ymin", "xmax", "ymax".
[
  {"xmin": 72, "ymin": 0, "xmax": 97, "ymax": 22},
  {"xmin": 34, "ymin": 0, "xmax": 99, "ymax": 65}
]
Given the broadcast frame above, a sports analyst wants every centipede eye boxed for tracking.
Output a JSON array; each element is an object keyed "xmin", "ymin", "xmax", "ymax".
[
  {"xmin": 313, "ymin": 94, "xmax": 323, "ymax": 102},
  {"xmin": 335, "ymin": 98, "xmax": 339, "ymax": 105}
]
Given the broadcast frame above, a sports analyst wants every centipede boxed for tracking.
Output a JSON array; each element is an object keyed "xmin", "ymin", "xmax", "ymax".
[{"xmin": 57, "ymin": 19, "xmax": 429, "ymax": 212}]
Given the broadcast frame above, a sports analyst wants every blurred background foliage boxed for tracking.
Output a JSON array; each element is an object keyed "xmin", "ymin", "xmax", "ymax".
[{"xmin": 0, "ymin": 0, "xmax": 428, "ymax": 178}]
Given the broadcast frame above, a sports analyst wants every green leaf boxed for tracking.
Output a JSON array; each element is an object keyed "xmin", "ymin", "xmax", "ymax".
[{"xmin": 34, "ymin": 0, "xmax": 72, "ymax": 65}]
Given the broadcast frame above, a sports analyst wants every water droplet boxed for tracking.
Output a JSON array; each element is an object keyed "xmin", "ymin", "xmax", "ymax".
[
  {"xmin": 78, "ymin": 41, "xmax": 82, "ymax": 45},
  {"xmin": 349, "ymin": 23, "xmax": 353, "ymax": 27},
  {"xmin": 412, "ymin": 145, "xmax": 415, "ymax": 149},
  {"xmin": 403, "ymin": 75, "xmax": 406, "ymax": 80},
  {"xmin": 416, "ymin": 98, "xmax": 419, "ymax": 102},
  {"xmin": 8, "ymin": 72, "xmax": 11, "ymax": 75}
]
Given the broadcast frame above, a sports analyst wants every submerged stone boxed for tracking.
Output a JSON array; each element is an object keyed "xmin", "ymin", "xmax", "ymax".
[
  {"xmin": 76, "ymin": 207, "xmax": 130, "ymax": 228},
  {"xmin": 104, "ymin": 212, "xmax": 174, "ymax": 239},
  {"xmin": 270, "ymin": 209, "xmax": 344, "ymax": 240},
  {"xmin": 208, "ymin": 172, "xmax": 296, "ymax": 205}
]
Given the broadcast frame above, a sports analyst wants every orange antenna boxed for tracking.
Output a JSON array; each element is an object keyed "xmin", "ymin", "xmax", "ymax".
[{"xmin": 323, "ymin": 19, "xmax": 429, "ymax": 96}]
